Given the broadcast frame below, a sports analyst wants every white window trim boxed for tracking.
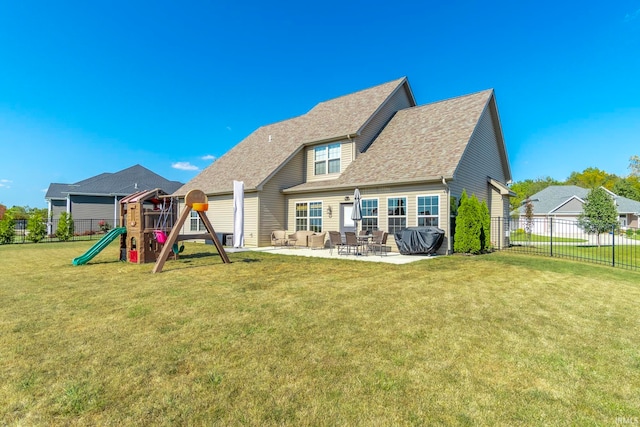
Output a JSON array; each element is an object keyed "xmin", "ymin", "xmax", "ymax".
[
  {"xmin": 314, "ymin": 143, "xmax": 341, "ymax": 176},
  {"xmin": 387, "ymin": 196, "xmax": 407, "ymax": 233},
  {"xmin": 295, "ymin": 201, "xmax": 323, "ymax": 232},
  {"xmin": 361, "ymin": 197, "xmax": 379, "ymax": 231},
  {"xmin": 417, "ymin": 194, "xmax": 440, "ymax": 227}
]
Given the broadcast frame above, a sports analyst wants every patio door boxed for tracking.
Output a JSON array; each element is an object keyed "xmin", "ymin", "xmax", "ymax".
[{"xmin": 340, "ymin": 203, "xmax": 356, "ymax": 234}]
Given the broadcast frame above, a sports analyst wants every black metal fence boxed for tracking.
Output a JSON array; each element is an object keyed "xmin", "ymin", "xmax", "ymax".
[
  {"xmin": 7, "ymin": 218, "xmax": 116, "ymax": 244},
  {"xmin": 496, "ymin": 217, "xmax": 640, "ymax": 271}
]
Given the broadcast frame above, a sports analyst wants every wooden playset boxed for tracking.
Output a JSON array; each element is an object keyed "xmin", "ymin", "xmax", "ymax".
[{"xmin": 117, "ymin": 188, "xmax": 229, "ymax": 272}]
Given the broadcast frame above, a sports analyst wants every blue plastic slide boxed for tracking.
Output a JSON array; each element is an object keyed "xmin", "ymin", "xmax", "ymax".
[{"xmin": 72, "ymin": 227, "xmax": 126, "ymax": 265}]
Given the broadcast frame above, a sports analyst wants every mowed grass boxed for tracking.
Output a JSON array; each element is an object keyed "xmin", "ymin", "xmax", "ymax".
[{"xmin": 1, "ymin": 241, "xmax": 639, "ymax": 426}]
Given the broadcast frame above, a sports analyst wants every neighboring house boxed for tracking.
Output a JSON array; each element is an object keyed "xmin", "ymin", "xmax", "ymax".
[
  {"xmin": 514, "ymin": 185, "xmax": 640, "ymax": 234},
  {"xmin": 45, "ymin": 164, "xmax": 183, "ymax": 227},
  {"xmin": 174, "ymin": 77, "xmax": 512, "ymax": 254}
]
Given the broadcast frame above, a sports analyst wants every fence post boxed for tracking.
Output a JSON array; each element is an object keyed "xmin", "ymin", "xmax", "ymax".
[
  {"xmin": 549, "ymin": 217, "xmax": 553, "ymax": 258},
  {"xmin": 612, "ymin": 224, "xmax": 615, "ymax": 267}
]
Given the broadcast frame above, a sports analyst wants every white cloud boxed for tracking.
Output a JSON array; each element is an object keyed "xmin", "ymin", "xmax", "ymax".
[
  {"xmin": 201, "ymin": 154, "xmax": 216, "ymax": 161},
  {"xmin": 0, "ymin": 179, "xmax": 11, "ymax": 189},
  {"xmin": 171, "ymin": 162, "xmax": 199, "ymax": 171},
  {"xmin": 624, "ymin": 8, "xmax": 640, "ymax": 22}
]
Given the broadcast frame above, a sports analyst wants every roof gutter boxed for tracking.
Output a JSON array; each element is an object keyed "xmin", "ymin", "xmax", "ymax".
[{"xmin": 282, "ymin": 175, "xmax": 455, "ymax": 194}]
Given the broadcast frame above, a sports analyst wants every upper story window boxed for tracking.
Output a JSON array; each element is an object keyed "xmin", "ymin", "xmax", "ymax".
[
  {"xmin": 417, "ymin": 195, "xmax": 439, "ymax": 227},
  {"xmin": 314, "ymin": 143, "xmax": 341, "ymax": 175}
]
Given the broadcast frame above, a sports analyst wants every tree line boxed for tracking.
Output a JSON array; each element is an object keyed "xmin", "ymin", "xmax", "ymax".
[{"xmin": 509, "ymin": 156, "xmax": 640, "ymax": 212}]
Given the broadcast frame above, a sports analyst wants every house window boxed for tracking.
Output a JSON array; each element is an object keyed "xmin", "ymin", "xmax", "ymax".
[
  {"xmin": 417, "ymin": 195, "xmax": 439, "ymax": 227},
  {"xmin": 314, "ymin": 143, "xmax": 341, "ymax": 175},
  {"xmin": 190, "ymin": 210, "xmax": 204, "ymax": 232},
  {"xmin": 361, "ymin": 199, "xmax": 378, "ymax": 232},
  {"xmin": 296, "ymin": 201, "xmax": 323, "ymax": 232},
  {"xmin": 387, "ymin": 197, "xmax": 406, "ymax": 234}
]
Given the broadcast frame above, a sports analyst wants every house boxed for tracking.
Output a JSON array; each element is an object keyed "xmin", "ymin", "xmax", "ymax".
[
  {"xmin": 173, "ymin": 77, "xmax": 512, "ymax": 254},
  {"xmin": 45, "ymin": 164, "xmax": 183, "ymax": 228},
  {"xmin": 514, "ymin": 185, "xmax": 640, "ymax": 234}
]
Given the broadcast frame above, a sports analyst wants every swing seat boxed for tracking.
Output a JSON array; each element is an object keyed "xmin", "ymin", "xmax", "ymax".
[{"xmin": 154, "ymin": 230, "xmax": 167, "ymax": 244}]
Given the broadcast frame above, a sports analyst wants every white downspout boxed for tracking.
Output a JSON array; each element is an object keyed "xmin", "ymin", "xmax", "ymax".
[{"xmin": 442, "ymin": 176, "xmax": 451, "ymax": 255}]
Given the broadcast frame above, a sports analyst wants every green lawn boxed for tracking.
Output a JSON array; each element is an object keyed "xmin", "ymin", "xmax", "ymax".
[
  {"xmin": 509, "ymin": 230, "xmax": 586, "ymax": 243},
  {"xmin": 1, "ymin": 241, "xmax": 639, "ymax": 425},
  {"xmin": 508, "ymin": 243, "xmax": 640, "ymax": 270}
]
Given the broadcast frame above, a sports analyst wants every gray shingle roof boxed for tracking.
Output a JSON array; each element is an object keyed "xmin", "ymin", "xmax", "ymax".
[
  {"xmin": 174, "ymin": 77, "xmax": 411, "ymax": 196},
  {"xmin": 285, "ymin": 89, "xmax": 495, "ymax": 192},
  {"xmin": 517, "ymin": 185, "xmax": 640, "ymax": 215},
  {"xmin": 45, "ymin": 164, "xmax": 183, "ymax": 199}
]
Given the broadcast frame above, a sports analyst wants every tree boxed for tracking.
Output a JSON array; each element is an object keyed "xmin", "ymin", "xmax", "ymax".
[
  {"xmin": 509, "ymin": 177, "xmax": 561, "ymax": 212},
  {"xmin": 0, "ymin": 210, "xmax": 15, "ymax": 244},
  {"xmin": 56, "ymin": 212, "xmax": 74, "ymax": 242},
  {"xmin": 612, "ymin": 177, "xmax": 640, "ymax": 202},
  {"xmin": 577, "ymin": 187, "xmax": 618, "ymax": 246},
  {"xmin": 523, "ymin": 197, "xmax": 535, "ymax": 242},
  {"xmin": 27, "ymin": 211, "xmax": 47, "ymax": 243},
  {"xmin": 479, "ymin": 200, "xmax": 491, "ymax": 250},
  {"xmin": 566, "ymin": 167, "xmax": 617, "ymax": 190},
  {"xmin": 455, "ymin": 191, "xmax": 480, "ymax": 254},
  {"xmin": 454, "ymin": 190, "xmax": 491, "ymax": 254},
  {"xmin": 629, "ymin": 155, "xmax": 640, "ymax": 177}
]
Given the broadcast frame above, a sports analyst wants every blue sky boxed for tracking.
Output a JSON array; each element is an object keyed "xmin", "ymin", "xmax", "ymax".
[{"xmin": 1, "ymin": 1, "xmax": 639, "ymax": 208}]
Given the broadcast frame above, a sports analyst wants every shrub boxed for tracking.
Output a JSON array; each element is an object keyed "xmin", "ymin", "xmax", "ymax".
[
  {"xmin": 27, "ymin": 211, "xmax": 47, "ymax": 243},
  {"xmin": 56, "ymin": 213, "xmax": 74, "ymax": 242},
  {"xmin": 0, "ymin": 211, "xmax": 15, "ymax": 244},
  {"xmin": 454, "ymin": 190, "xmax": 492, "ymax": 254},
  {"xmin": 98, "ymin": 221, "xmax": 111, "ymax": 233},
  {"xmin": 626, "ymin": 229, "xmax": 634, "ymax": 238}
]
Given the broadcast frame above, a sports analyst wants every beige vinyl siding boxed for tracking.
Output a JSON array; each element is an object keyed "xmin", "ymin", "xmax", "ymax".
[
  {"xmin": 286, "ymin": 183, "xmax": 450, "ymax": 254},
  {"xmin": 286, "ymin": 191, "xmax": 347, "ymax": 233},
  {"xmin": 449, "ymin": 106, "xmax": 508, "ymax": 219},
  {"xmin": 357, "ymin": 85, "xmax": 413, "ymax": 154},
  {"xmin": 305, "ymin": 141, "xmax": 352, "ymax": 183},
  {"xmin": 177, "ymin": 193, "xmax": 259, "ymax": 246},
  {"xmin": 259, "ymin": 150, "xmax": 305, "ymax": 246},
  {"xmin": 179, "ymin": 195, "xmax": 232, "ymax": 236}
]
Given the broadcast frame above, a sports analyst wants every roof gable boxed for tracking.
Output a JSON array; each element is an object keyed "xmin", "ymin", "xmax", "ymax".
[
  {"xmin": 175, "ymin": 77, "xmax": 412, "ymax": 196},
  {"xmin": 519, "ymin": 185, "xmax": 640, "ymax": 215},
  {"xmin": 46, "ymin": 164, "xmax": 183, "ymax": 199},
  {"xmin": 287, "ymin": 89, "xmax": 496, "ymax": 191}
]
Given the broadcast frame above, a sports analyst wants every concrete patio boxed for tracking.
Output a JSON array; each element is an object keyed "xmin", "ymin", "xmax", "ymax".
[{"xmin": 226, "ymin": 245, "xmax": 438, "ymax": 264}]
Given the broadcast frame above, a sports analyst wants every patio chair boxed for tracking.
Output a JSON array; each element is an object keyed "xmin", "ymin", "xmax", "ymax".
[
  {"xmin": 343, "ymin": 231, "xmax": 360, "ymax": 255},
  {"xmin": 308, "ymin": 232, "xmax": 327, "ymax": 249},
  {"xmin": 367, "ymin": 230, "xmax": 384, "ymax": 254},
  {"xmin": 328, "ymin": 231, "xmax": 346, "ymax": 255},
  {"xmin": 271, "ymin": 230, "xmax": 288, "ymax": 247},
  {"xmin": 370, "ymin": 232, "xmax": 390, "ymax": 256}
]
